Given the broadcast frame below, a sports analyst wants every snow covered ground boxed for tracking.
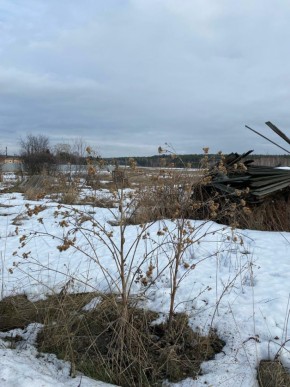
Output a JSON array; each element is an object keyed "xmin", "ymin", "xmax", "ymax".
[{"xmin": 0, "ymin": 185, "xmax": 290, "ymax": 386}]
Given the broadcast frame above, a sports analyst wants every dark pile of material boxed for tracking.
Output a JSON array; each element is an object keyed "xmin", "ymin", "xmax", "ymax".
[
  {"xmin": 209, "ymin": 150, "xmax": 290, "ymax": 203},
  {"xmin": 192, "ymin": 122, "xmax": 290, "ymax": 230}
]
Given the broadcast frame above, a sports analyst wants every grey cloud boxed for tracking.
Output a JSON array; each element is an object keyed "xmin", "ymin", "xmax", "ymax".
[{"xmin": 1, "ymin": 0, "xmax": 290, "ymax": 157}]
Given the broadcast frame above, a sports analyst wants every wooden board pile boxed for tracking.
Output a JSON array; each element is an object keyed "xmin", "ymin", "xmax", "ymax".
[{"xmin": 208, "ymin": 122, "xmax": 290, "ymax": 203}]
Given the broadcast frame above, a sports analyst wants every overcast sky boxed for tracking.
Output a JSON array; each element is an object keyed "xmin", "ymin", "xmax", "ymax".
[{"xmin": 1, "ymin": 0, "xmax": 290, "ymax": 157}]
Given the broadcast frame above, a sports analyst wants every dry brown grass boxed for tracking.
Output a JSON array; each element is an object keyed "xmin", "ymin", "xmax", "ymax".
[
  {"xmin": 60, "ymin": 186, "xmax": 80, "ymax": 204},
  {"xmin": 0, "ymin": 293, "xmax": 225, "ymax": 386},
  {"xmin": 0, "ymin": 294, "xmax": 38, "ymax": 331},
  {"xmin": 237, "ymin": 192, "xmax": 290, "ymax": 232},
  {"xmin": 124, "ymin": 167, "xmax": 200, "ymax": 187},
  {"xmin": 79, "ymin": 195, "xmax": 116, "ymax": 208},
  {"xmin": 258, "ymin": 360, "xmax": 290, "ymax": 387},
  {"xmin": 0, "ymin": 292, "xmax": 98, "ymax": 332},
  {"xmin": 37, "ymin": 296, "xmax": 225, "ymax": 386},
  {"xmin": 122, "ymin": 169, "xmax": 197, "ymax": 225},
  {"xmin": 15, "ymin": 174, "xmax": 81, "ymax": 203}
]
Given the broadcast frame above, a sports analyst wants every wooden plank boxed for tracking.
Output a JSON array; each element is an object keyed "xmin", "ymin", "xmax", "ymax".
[
  {"xmin": 226, "ymin": 150, "xmax": 254, "ymax": 166},
  {"xmin": 213, "ymin": 176, "xmax": 250, "ymax": 184},
  {"xmin": 245, "ymin": 125, "xmax": 290, "ymax": 154},
  {"xmin": 248, "ymin": 168, "xmax": 290, "ymax": 175},
  {"xmin": 252, "ymin": 181, "xmax": 290, "ymax": 195},
  {"xmin": 250, "ymin": 177, "xmax": 290, "ymax": 188},
  {"xmin": 265, "ymin": 121, "xmax": 290, "ymax": 146}
]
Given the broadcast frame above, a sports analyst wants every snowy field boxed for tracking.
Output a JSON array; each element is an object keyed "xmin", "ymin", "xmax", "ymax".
[{"xmin": 0, "ymin": 181, "xmax": 290, "ymax": 386}]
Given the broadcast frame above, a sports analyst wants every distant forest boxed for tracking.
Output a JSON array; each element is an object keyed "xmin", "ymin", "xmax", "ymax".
[{"xmin": 104, "ymin": 154, "xmax": 290, "ymax": 168}]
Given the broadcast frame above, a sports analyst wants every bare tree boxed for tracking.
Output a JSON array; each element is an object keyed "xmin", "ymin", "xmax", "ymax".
[
  {"xmin": 54, "ymin": 143, "xmax": 75, "ymax": 164},
  {"xmin": 72, "ymin": 137, "xmax": 87, "ymax": 164},
  {"xmin": 20, "ymin": 134, "xmax": 55, "ymax": 175}
]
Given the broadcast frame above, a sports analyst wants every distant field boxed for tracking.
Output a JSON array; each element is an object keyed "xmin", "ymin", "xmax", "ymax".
[{"xmin": 115, "ymin": 166, "xmax": 202, "ymax": 187}]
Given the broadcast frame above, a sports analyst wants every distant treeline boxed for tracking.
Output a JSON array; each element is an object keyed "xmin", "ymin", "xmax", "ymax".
[{"xmin": 104, "ymin": 154, "xmax": 290, "ymax": 168}]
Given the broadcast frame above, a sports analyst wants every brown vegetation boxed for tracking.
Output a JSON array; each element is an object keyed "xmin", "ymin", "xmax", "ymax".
[{"xmin": 0, "ymin": 293, "xmax": 225, "ymax": 386}]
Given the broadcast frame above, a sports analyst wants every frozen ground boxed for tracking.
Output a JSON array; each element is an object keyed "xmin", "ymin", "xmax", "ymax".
[{"xmin": 0, "ymin": 185, "xmax": 290, "ymax": 386}]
